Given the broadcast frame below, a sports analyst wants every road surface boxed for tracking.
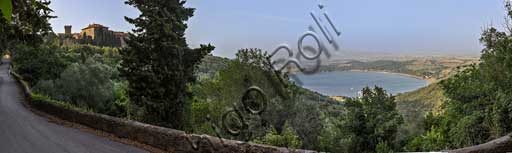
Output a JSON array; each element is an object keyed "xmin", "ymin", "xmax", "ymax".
[{"xmin": 0, "ymin": 59, "xmax": 147, "ymax": 153}]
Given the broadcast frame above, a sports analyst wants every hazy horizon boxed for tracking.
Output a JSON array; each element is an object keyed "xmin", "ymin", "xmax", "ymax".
[{"xmin": 50, "ymin": 0, "xmax": 504, "ymax": 58}]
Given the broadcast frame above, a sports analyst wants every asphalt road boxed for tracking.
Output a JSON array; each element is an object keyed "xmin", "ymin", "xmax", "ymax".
[{"xmin": 0, "ymin": 60, "xmax": 148, "ymax": 153}]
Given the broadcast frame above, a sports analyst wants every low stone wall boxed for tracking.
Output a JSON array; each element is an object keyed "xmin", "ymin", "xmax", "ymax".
[
  {"xmin": 449, "ymin": 133, "xmax": 512, "ymax": 153},
  {"xmin": 10, "ymin": 70, "xmax": 315, "ymax": 153}
]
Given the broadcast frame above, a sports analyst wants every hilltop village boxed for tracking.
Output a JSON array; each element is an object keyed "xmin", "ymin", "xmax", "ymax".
[{"xmin": 58, "ymin": 23, "xmax": 128, "ymax": 48}]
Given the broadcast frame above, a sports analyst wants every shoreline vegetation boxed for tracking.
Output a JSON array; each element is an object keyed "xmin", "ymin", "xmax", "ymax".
[
  {"xmin": 348, "ymin": 69, "xmax": 437, "ymax": 84},
  {"xmin": 313, "ymin": 58, "xmax": 478, "ymax": 100}
]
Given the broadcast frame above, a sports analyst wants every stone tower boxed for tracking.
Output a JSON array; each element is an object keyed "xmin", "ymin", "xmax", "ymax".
[{"xmin": 64, "ymin": 25, "xmax": 72, "ymax": 35}]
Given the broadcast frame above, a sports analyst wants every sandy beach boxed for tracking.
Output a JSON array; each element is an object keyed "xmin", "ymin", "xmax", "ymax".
[{"xmin": 348, "ymin": 69, "xmax": 437, "ymax": 84}]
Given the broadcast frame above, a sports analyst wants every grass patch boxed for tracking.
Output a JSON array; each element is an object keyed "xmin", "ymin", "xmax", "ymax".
[{"xmin": 30, "ymin": 93, "xmax": 93, "ymax": 113}]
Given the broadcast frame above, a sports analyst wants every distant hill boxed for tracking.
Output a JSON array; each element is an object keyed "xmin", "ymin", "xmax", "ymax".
[
  {"xmin": 196, "ymin": 55, "xmax": 230, "ymax": 79},
  {"xmin": 320, "ymin": 57, "xmax": 478, "ymax": 81}
]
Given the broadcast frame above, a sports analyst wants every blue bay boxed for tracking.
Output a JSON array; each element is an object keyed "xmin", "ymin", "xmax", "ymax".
[{"xmin": 295, "ymin": 71, "xmax": 428, "ymax": 97}]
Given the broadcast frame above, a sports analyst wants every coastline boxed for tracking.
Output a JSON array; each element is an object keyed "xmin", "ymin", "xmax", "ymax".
[
  {"xmin": 347, "ymin": 69, "xmax": 436, "ymax": 84},
  {"xmin": 292, "ymin": 69, "xmax": 436, "ymax": 101},
  {"xmin": 325, "ymin": 70, "xmax": 434, "ymax": 101}
]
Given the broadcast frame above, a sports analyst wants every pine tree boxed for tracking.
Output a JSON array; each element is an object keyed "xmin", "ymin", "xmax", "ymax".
[{"xmin": 121, "ymin": 0, "xmax": 214, "ymax": 130}]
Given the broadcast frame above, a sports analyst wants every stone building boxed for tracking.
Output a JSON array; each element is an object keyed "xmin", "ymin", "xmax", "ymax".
[
  {"xmin": 59, "ymin": 23, "xmax": 128, "ymax": 47},
  {"xmin": 64, "ymin": 25, "xmax": 72, "ymax": 36}
]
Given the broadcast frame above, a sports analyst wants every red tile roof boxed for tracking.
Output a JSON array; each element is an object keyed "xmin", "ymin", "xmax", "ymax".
[{"xmin": 82, "ymin": 23, "xmax": 108, "ymax": 30}]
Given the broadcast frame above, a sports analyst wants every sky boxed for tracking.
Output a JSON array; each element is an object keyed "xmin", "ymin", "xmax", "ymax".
[{"xmin": 50, "ymin": 0, "xmax": 506, "ymax": 58}]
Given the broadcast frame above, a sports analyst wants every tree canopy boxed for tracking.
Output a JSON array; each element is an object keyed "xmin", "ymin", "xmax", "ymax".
[{"xmin": 121, "ymin": 0, "xmax": 214, "ymax": 130}]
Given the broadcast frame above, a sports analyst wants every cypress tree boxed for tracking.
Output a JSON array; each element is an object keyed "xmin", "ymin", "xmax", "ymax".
[{"xmin": 121, "ymin": 0, "xmax": 214, "ymax": 130}]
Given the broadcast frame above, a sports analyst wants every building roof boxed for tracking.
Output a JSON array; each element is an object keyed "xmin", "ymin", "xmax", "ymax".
[
  {"xmin": 113, "ymin": 32, "xmax": 128, "ymax": 37},
  {"xmin": 82, "ymin": 23, "xmax": 109, "ymax": 30}
]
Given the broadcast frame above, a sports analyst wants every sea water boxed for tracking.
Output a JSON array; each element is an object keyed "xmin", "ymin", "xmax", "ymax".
[{"xmin": 294, "ymin": 71, "xmax": 428, "ymax": 97}]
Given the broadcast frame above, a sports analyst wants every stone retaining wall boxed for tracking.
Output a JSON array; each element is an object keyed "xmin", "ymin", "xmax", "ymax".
[{"xmin": 449, "ymin": 133, "xmax": 512, "ymax": 153}]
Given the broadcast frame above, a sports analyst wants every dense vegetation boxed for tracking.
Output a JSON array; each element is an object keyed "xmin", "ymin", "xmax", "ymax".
[
  {"xmin": 395, "ymin": 83, "xmax": 445, "ymax": 142},
  {"xmin": 318, "ymin": 87, "xmax": 403, "ymax": 153},
  {"xmin": 403, "ymin": 2, "xmax": 512, "ymax": 151},
  {"xmin": 8, "ymin": 44, "xmax": 406, "ymax": 152},
  {"xmin": 6, "ymin": 0, "xmax": 500, "ymax": 152},
  {"xmin": 120, "ymin": 0, "xmax": 214, "ymax": 130},
  {"xmin": 13, "ymin": 44, "xmax": 133, "ymax": 117},
  {"xmin": 191, "ymin": 48, "xmax": 328, "ymax": 148},
  {"xmin": 187, "ymin": 48, "xmax": 405, "ymax": 152},
  {"xmin": 0, "ymin": 0, "xmax": 54, "ymax": 54}
]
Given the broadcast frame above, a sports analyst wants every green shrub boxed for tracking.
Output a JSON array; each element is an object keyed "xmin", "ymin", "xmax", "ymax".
[
  {"xmin": 376, "ymin": 141, "xmax": 393, "ymax": 153},
  {"xmin": 33, "ymin": 57, "xmax": 114, "ymax": 112},
  {"xmin": 336, "ymin": 86, "xmax": 403, "ymax": 153},
  {"xmin": 12, "ymin": 44, "xmax": 69, "ymax": 85},
  {"xmin": 190, "ymin": 97, "xmax": 215, "ymax": 135},
  {"xmin": 252, "ymin": 123, "xmax": 302, "ymax": 149},
  {"xmin": 103, "ymin": 81, "xmax": 137, "ymax": 119},
  {"xmin": 404, "ymin": 126, "xmax": 448, "ymax": 151},
  {"xmin": 31, "ymin": 93, "xmax": 92, "ymax": 113},
  {"xmin": 449, "ymin": 113, "xmax": 490, "ymax": 147}
]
